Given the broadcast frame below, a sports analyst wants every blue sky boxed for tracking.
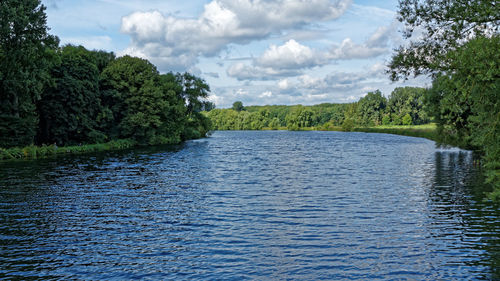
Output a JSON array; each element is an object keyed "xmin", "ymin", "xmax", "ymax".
[{"xmin": 42, "ymin": 0, "xmax": 428, "ymax": 108}]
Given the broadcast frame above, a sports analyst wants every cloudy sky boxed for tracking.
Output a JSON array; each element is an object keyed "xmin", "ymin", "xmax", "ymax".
[{"xmin": 42, "ymin": 0, "xmax": 428, "ymax": 108}]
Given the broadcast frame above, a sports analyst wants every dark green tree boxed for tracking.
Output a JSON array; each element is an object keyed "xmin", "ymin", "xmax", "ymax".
[
  {"xmin": 286, "ymin": 106, "xmax": 315, "ymax": 130},
  {"xmin": 176, "ymin": 72, "xmax": 210, "ymax": 115},
  {"xmin": 232, "ymin": 101, "xmax": 244, "ymax": 112},
  {"xmin": 174, "ymin": 72, "xmax": 212, "ymax": 139},
  {"xmin": 387, "ymin": 87, "xmax": 427, "ymax": 125},
  {"xmin": 201, "ymin": 101, "xmax": 216, "ymax": 112},
  {"xmin": 357, "ymin": 90, "xmax": 386, "ymax": 126},
  {"xmin": 37, "ymin": 45, "xmax": 104, "ymax": 145},
  {"xmin": 100, "ymin": 56, "xmax": 184, "ymax": 144},
  {"xmin": 0, "ymin": 0, "xmax": 59, "ymax": 147}
]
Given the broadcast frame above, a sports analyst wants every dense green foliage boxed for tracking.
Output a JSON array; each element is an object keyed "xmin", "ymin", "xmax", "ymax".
[
  {"xmin": 38, "ymin": 45, "xmax": 103, "ymax": 145},
  {"xmin": 391, "ymin": 0, "xmax": 499, "ymax": 199},
  {"xmin": 0, "ymin": 0, "xmax": 58, "ymax": 147},
  {"xmin": 99, "ymin": 56, "xmax": 189, "ymax": 145},
  {"xmin": 0, "ymin": 1, "xmax": 211, "ymax": 150},
  {"xmin": 207, "ymin": 87, "xmax": 428, "ymax": 131}
]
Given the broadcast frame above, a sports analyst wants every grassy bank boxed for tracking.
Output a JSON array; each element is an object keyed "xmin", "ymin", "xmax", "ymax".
[
  {"xmin": 278, "ymin": 123, "xmax": 439, "ymax": 143},
  {"xmin": 352, "ymin": 124, "xmax": 439, "ymax": 143},
  {"xmin": 0, "ymin": 139, "xmax": 137, "ymax": 161}
]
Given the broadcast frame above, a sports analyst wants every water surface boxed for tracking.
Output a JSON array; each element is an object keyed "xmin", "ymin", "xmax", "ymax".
[{"xmin": 1, "ymin": 131, "xmax": 499, "ymax": 280}]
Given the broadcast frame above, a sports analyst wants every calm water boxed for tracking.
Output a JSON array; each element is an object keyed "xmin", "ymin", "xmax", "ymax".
[{"xmin": 1, "ymin": 131, "xmax": 499, "ymax": 280}]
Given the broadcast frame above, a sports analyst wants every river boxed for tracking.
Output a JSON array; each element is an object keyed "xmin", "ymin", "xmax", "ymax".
[{"xmin": 1, "ymin": 131, "xmax": 498, "ymax": 280}]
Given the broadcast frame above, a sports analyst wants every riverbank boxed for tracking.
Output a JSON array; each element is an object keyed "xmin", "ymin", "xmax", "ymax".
[
  {"xmin": 274, "ymin": 123, "xmax": 440, "ymax": 143},
  {"xmin": 0, "ymin": 139, "xmax": 138, "ymax": 161},
  {"xmin": 352, "ymin": 124, "xmax": 439, "ymax": 143},
  {"xmin": 0, "ymin": 125, "xmax": 437, "ymax": 161}
]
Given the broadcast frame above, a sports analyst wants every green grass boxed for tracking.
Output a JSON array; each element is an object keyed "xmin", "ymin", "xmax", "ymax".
[
  {"xmin": 0, "ymin": 139, "xmax": 137, "ymax": 161},
  {"xmin": 353, "ymin": 123, "xmax": 439, "ymax": 142},
  {"xmin": 271, "ymin": 123, "xmax": 438, "ymax": 142}
]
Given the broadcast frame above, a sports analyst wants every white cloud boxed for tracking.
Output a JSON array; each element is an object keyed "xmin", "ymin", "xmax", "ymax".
[
  {"xmin": 257, "ymin": 40, "xmax": 328, "ymax": 69},
  {"xmin": 278, "ymin": 79, "xmax": 290, "ymax": 90},
  {"xmin": 328, "ymin": 35, "xmax": 388, "ymax": 60},
  {"xmin": 259, "ymin": 91, "xmax": 273, "ymax": 98},
  {"xmin": 120, "ymin": 0, "xmax": 352, "ymax": 71},
  {"xmin": 227, "ymin": 24, "xmax": 395, "ymax": 81}
]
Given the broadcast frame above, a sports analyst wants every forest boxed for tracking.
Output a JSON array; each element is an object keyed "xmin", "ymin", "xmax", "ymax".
[
  {"xmin": 206, "ymin": 87, "xmax": 428, "ymax": 131},
  {"xmin": 0, "ymin": 1, "xmax": 212, "ymax": 149}
]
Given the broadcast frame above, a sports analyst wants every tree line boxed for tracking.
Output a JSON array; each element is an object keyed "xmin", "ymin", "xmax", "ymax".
[
  {"xmin": 206, "ymin": 86, "xmax": 428, "ymax": 131},
  {"xmin": 0, "ymin": 0, "xmax": 212, "ymax": 149}
]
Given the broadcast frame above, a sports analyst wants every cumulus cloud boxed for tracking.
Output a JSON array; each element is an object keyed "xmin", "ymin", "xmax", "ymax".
[
  {"xmin": 270, "ymin": 64, "xmax": 389, "ymax": 100},
  {"xmin": 227, "ymin": 25, "xmax": 395, "ymax": 81},
  {"xmin": 212, "ymin": 62, "xmax": 405, "ymax": 107},
  {"xmin": 329, "ymin": 38, "xmax": 386, "ymax": 59},
  {"xmin": 120, "ymin": 0, "xmax": 351, "ymax": 71},
  {"xmin": 328, "ymin": 23, "xmax": 398, "ymax": 59},
  {"xmin": 257, "ymin": 40, "xmax": 328, "ymax": 69}
]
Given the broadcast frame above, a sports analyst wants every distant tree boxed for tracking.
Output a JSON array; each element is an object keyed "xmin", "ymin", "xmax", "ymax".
[
  {"xmin": 286, "ymin": 106, "xmax": 315, "ymax": 130},
  {"xmin": 402, "ymin": 113, "xmax": 412, "ymax": 126},
  {"xmin": 269, "ymin": 117, "xmax": 280, "ymax": 130},
  {"xmin": 382, "ymin": 114, "xmax": 391, "ymax": 126},
  {"xmin": 232, "ymin": 101, "xmax": 244, "ymax": 112},
  {"xmin": 0, "ymin": 0, "xmax": 59, "ymax": 147},
  {"xmin": 387, "ymin": 87, "xmax": 427, "ymax": 125},
  {"xmin": 201, "ymin": 101, "xmax": 216, "ymax": 112},
  {"xmin": 357, "ymin": 90, "xmax": 386, "ymax": 126},
  {"xmin": 90, "ymin": 49, "xmax": 115, "ymax": 73},
  {"xmin": 172, "ymin": 72, "xmax": 212, "ymax": 139}
]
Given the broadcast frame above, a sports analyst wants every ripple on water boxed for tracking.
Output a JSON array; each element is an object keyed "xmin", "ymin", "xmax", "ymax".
[{"xmin": 0, "ymin": 131, "xmax": 499, "ymax": 280}]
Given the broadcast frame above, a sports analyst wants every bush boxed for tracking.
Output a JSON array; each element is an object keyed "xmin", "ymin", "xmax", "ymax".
[
  {"xmin": 382, "ymin": 114, "xmax": 391, "ymax": 126},
  {"xmin": 341, "ymin": 118, "xmax": 355, "ymax": 132},
  {"xmin": 402, "ymin": 113, "xmax": 413, "ymax": 125}
]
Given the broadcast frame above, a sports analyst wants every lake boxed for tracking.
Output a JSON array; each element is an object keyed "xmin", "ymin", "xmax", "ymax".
[{"xmin": 1, "ymin": 131, "xmax": 498, "ymax": 280}]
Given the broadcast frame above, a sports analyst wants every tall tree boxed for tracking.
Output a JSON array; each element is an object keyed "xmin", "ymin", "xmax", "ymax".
[
  {"xmin": 232, "ymin": 101, "xmax": 244, "ymax": 112},
  {"xmin": 387, "ymin": 87, "xmax": 427, "ymax": 125},
  {"xmin": 37, "ymin": 45, "xmax": 104, "ymax": 146},
  {"xmin": 357, "ymin": 90, "xmax": 386, "ymax": 126},
  {"xmin": 100, "ymin": 56, "xmax": 185, "ymax": 145},
  {"xmin": 176, "ymin": 72, "xmax": 210, "ymax": 115},
  {"xmin": 174, "ymin": 72, "xmax": 212, "ymax": 139},
  {"xmin": 0, "ymin": 0, "xmax": 58, "ymax": 147},
  {"xmin": 286, "ymin": 106, "xmax": 315, "ymax": 130}
]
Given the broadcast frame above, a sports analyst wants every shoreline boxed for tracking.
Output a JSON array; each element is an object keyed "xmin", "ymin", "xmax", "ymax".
[
  {"xmin": 0, "ymin": 139, "xmax": 138, "ymax": 161},
  {"xmin": 0, "ymin": 124, "xmax": 459, "ymax": 161}
]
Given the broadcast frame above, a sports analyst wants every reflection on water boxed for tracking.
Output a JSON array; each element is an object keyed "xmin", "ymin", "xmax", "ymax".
[
  {"xmin": 428, "ymin": 151, "xmax": 499, "ymax": 280},
  {"xmin": 0, "ymin": 131, "xmax": 498, "ymax": 280}
]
